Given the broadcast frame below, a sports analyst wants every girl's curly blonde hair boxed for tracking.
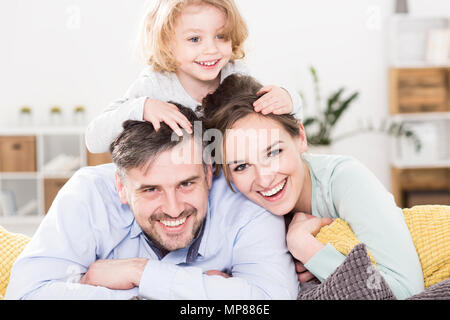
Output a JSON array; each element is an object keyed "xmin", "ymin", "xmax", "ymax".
[{"xmin": 137, "ymin": 0, "xmax": 248, "ymax": 72}]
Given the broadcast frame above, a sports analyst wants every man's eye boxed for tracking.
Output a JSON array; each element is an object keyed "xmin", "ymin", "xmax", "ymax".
[
  {"xmin": 180, "ymin": 181, "xmax": 193, "ymax": 188},
  {"xmin": 144, "ymin": 187, "xmax": 156, "ymax": 193},
  {"xmin": 233, "ymin": 164, "xmax": 249, "ymax": 172},
  {"xmin": 188, "ymin": 36, "xmax": 200, "ymax": 43}
]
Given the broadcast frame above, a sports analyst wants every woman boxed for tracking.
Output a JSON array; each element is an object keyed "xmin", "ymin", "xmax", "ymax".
[{"xmin": 200, "ymin": 74, "xmax": 424, "ymax": 300}]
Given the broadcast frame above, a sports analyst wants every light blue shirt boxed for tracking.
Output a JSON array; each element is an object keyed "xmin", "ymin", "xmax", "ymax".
[
  {"xmin": 5, "ymin": 164, "xmax": 298, "ymax": 300},
  {"xmin": 302, "ymin": 153, "xmax": 424, "ymax": 299}
]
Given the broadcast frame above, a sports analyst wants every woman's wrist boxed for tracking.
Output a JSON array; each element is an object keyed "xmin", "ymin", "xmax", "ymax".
[{"xmin": 288, "ymin": 233, "xmax": 325, "ymax": 264}]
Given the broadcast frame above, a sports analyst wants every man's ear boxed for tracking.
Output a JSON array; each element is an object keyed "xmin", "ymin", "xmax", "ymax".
[
  {"xmin": 115, "ymin": 172, "xmax": 129, "ymax": 205},
  {"xmin": 295, "ymin": 121, "xmax": 308, "ymax": 153}
]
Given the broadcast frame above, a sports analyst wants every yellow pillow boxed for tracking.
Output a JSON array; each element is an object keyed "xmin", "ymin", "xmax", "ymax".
[
  {"xmin": 0, "ymin": 225, "xmax": 30, "ymax": 299},
  {"xmin": 315, "ymin": 205, "xmax": 450, "ymax": 288}
]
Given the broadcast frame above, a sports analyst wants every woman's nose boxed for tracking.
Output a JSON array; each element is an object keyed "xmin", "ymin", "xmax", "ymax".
[{"xmin": 255, "ymin": 168, "xmax": 276, "ymax": 190}]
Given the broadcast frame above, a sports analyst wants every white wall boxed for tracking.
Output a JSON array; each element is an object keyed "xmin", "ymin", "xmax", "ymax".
[{"xmin": 1, "ymin": 0, "xmax": 449, "ymax": 189}]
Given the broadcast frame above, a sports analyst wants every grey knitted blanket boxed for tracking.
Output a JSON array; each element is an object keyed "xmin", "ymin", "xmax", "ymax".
[{"xmin": 297, "ymin": 243, "xmax": 450, "ymax": 300}]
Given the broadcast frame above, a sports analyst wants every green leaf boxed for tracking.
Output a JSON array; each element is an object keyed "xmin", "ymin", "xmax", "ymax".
[
  {"xmin": 303, "ymin": 117, "xmax": 318, "ymax": 127},
  {"xmin": 329, "ymin": 91, "xmax": 359, "ymax": 126}
]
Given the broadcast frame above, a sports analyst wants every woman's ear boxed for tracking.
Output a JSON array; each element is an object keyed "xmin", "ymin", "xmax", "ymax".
[
  {"xmin": 115, "ymin": 173, "xmax": 129, "ymax": 205},
  {"xmin": 295, "ymin": 121, "xmax": 308, "ymax": 153}
]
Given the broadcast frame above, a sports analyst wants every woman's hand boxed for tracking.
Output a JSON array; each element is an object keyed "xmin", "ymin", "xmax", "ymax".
[
  {"xmin": 295, "ymin": 259, "xmax": 317, "ymax": 283},
  {"xmin": 286, "ymin": 212, "xmax": 333, "ymax": 264},
  {"xmin": 253, "ymin": 85, "xmax": 293, "ymax": 115},
  {"xmin": 143, "ymin": 98, "xmax": 193, "ymax": 136}
]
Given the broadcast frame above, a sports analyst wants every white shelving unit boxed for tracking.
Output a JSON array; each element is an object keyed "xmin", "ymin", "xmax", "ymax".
[
  {"xmin": 388, "ymin": 65, "xmax": 450, "ymax": 208},
  {"xmin": 390, "ymin": 112, "xmax": 450, "ymax": 169},
  {"xmin": 0, "ymin": 126, "xmax": 87, "ymax": 236}
]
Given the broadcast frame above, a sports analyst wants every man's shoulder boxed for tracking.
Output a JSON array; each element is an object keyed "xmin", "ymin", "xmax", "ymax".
[
  {"xmin": 71, "ymin": 162, "xmax": 116, "ymax": 184},
  {"xmin": 46, "ymin": 163, "xmax": 132, "ymax": 233},
  {"xmin": 60, "ymin": 163, "xmax": 117, "ymax": 201},
  {"xmin": 209, "ymin": 173, "xmax": 269, "ymax": 224}
]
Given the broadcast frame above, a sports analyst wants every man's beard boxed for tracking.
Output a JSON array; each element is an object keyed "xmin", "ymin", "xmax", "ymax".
[{"xmin": 145, "ymin": 207, "xmax": 205, "ymax": 252}]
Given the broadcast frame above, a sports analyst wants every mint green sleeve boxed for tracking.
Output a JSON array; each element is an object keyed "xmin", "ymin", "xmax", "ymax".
[
  {"xmin": 325, "ymin": 159, "xmax": 424, "ymax": 299},
  {"xmin": 304, "ymin": 243, "xmax": 346, "ymax": 282}
]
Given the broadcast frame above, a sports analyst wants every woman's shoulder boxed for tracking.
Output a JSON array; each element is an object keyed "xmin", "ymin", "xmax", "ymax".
[
  {"xmin": 303, "ymin": 152, "xmax": 359, "ymax": 174},
  {"xmin": 303, "ymin": 152, "xmax": 373, "ymax": 186},
  {"xmin": 304, "ymin": 153, "xmax": 382, "ymax": 193}
]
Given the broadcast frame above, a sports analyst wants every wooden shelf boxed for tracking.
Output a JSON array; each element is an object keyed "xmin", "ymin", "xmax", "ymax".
[
  {"xmin": 0, "ymin": 128, "xmax": 111, "ymax": 218},
  {"xmin": 389, "ymin": 67, "xmax": 450, "ymax": 207}
]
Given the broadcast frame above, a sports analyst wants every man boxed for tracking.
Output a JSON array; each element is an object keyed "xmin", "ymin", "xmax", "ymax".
[{"xmin": 5, "ymin": 105, "xmax": 298, "ymax": 299}]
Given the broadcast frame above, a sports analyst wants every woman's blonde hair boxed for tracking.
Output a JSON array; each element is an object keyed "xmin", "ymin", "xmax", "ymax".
[{"xmin": 138, "ymin": 0, "xmax": 248, "ymax": 72}]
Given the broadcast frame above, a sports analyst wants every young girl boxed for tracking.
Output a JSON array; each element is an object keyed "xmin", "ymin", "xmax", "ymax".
[{"xmin": 85, "ymin": 0, "xmax": 303, "ymax": 153}]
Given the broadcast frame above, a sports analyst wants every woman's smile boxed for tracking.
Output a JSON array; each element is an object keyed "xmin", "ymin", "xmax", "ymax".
[{"xmin": 257, "ymin": 177, "xmax": 288, "ymax": 201}]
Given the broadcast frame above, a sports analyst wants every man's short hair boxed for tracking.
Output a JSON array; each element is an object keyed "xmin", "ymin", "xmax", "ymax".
[{"xmin": 110, "ymin": 103, "xmax": 205, "ymax": 177}]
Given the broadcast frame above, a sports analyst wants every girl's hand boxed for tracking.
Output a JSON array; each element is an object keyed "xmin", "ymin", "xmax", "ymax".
[
  {"xmin": 253, "ymin": 85, "xmax": 293, "ymax": 115},
  {"xmin": 143, "ymin": 98, "xmax": 193, "ymax": 136},
  {"xmin": 286, "ymin": 212, "xmax": 333, "ymax": 263}
]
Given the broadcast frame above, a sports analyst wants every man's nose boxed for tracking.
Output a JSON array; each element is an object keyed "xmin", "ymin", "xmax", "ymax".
[{"xmin": 161, "ymin": 190, "xmax": 184, "ymax": 218}]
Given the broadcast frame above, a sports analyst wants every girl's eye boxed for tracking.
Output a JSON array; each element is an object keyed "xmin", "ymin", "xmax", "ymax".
[
  {"xmin": 188, "ymin": 36, "xmax": 200, "ymax": 43},
  {"xmin": 233, "ymin": 163, "xmax": 249, "ymax": 172},
  {"xmin": 216, "ymin": 34, "xmax": 225, "ymax": 40},
  {"xmin": 268, "ymin": 149, "xmax": 282, "ymax": 157}
]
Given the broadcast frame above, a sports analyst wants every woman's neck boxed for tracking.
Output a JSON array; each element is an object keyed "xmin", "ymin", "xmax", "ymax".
[
  {"xmin": 176, "ymin": 72, "xmax": 221, "ymax": 103},
  {"xmin": 293, "ymin": 161, "xmax": 313, "ymax": 214}
]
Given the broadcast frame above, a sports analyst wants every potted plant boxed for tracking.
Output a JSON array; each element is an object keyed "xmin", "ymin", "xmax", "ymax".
[{"xmin": 300, "ymin": 66, "xmax": 421, "ymax": 152}]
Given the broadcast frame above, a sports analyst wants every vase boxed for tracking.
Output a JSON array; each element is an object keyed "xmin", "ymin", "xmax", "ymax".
[
  {"xmin": 73, "ymin": 112, "xmax": 86, "ymax": 126},
  {"xmin": 19, "ymin": 113, "xmax": 33, "ymax": 127},
  {"xmin": 49, "ymin": 112, "xmax": 63, "ymax": 126}
]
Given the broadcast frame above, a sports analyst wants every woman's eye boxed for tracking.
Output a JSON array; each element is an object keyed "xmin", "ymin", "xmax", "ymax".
[
  {"xmin": 188, "ymin": 36, "xmax": 200, "ymax": 43},
  {"xmin": 268, "ymin": 149, "xmax": 282, "ymax": 157},
  {"xmin": 233, "ymin": 164, "xmax": 249, "ymax": 172},
  {"xmin": 216, "ymin": 34, "xmax": 225, "ymax": 40}
]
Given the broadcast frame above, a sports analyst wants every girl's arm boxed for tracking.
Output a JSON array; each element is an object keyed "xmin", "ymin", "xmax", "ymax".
[
  {"xmin": 85, "ymin": 75, "xmax": 152, "ymax": 153},
  {"xmin": 306, "ymin": 159, "xmax": 424, "ymax": 299}
]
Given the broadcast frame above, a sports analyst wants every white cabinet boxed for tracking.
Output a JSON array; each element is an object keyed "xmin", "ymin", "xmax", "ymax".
[{"xmin": 0, "ymin": 126, "xmax": 111, "ymax": 236}]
